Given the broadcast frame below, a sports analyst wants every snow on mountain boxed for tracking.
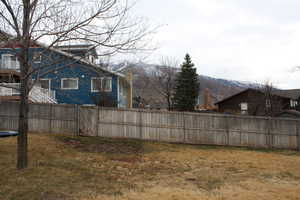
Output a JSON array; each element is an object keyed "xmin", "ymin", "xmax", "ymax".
[
  {"xmin": 110, "ymin": 61, "xmax": 259, "ymax": 104},
  {"xmin": 200, "ymin": 75, "xmax": 260, "ymax": 90}
]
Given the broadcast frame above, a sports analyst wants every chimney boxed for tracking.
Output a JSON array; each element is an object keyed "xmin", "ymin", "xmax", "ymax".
[{"xmin": 204, "ymin": 88, "xmax": 212, "ymax": 109}]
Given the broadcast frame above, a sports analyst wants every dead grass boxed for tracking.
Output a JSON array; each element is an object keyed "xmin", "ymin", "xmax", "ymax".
[{"xmin": 1, "ymin": 133, "xmax": 300, "ymax": 200}]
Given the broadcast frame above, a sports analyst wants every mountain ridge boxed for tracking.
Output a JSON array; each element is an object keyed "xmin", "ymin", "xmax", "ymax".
[{"xmin": 109, "ymin": 62, "xmax": 259, "ymax": 107}]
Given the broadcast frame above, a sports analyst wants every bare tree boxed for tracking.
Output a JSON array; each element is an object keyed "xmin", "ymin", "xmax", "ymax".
[
  {"xmin": 148, "ymin": 57, "xmax": 178, "ymax": 110},
  {"xmin": 262, "ymin": 81, "xmax": 283, "ymax": 117},
  {"xmin": 251, "ymin": 81, "xmax": 282, "ymax": 116},
  {"xmin": 0, "ymin": 0, "xmax": 155, "ymax": 169}
]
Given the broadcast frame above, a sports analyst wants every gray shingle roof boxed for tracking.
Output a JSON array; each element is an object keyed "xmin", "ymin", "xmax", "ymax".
[
  {"xmin": 271, "ymin": 89, "xmax": 300, "ymax": 100},
  {"xmin": 215, "ymin": 88, "xmax": 300, "ymax": 105}
]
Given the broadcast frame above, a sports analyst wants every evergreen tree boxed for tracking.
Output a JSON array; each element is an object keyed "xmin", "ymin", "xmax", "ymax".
[{"xmin": 173, "ymin": 54, "xmax": 199, "ymax": 111}]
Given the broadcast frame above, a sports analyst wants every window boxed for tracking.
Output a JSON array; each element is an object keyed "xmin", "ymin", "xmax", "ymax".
[
  {"xmin": 240, "ymin": 102, "xmax": 248, "ymax": 111},
  {"xmin": 119, "ymin": 83, "xmax": 124, "ymax": 95},
  {"xmin": 1, "ymin": 54, "xmax": 20, "ymax": 70},
  {"xmin": 91, "ymin": 77, "xmax": 112, "ymax": 92},
  {"xmin": 103, "ymin": 77, "xmax": 112, "ymax": 92},
  {"xmin": 86, "ymin": 54, "xmax": 95, "ymax": 63},
  {"xmin": 61, "ymin": 78, "xmax": 78, "ymax": 90},
  {"xmin": 265, "ymin": 99, "xmax": 271, "ymax": 108},
  {"xmin": 240, "ymin": 102, "xmax": 248, "ymax": 115},
  {"xmin": 38, "ymin": 79, "xmax": 51, "ymax": 90},
  {"xmin": 290, "ymin": 100, "xmax": 298, "ymax": 108},
  {"xmin": 33, "ymin": 52, "xmax": 42, "ymax": 63},
  {"xmin": 91, "ymin": 78, "xmax": 102, "ymax": 92}
]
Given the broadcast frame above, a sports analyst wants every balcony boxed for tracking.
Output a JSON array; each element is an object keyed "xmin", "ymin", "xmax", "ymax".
[
  {"xmin": 0, "ymin": 83, "xmax": 20, "ymax": 96},
  {"xmin": 0, "ymin": 83, "xmax": 56, "ymax": 103},
  {"xmin": 0, "ymin": 55, "xmax": 20, "ymax": 71}
]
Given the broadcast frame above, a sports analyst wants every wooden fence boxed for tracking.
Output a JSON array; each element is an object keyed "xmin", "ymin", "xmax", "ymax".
[{"xmin": 1, "ymin": 101, "xmax": 300, "ymax": 150}]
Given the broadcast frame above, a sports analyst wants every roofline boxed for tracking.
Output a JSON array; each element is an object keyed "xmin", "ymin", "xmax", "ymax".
[
  {"xmin": 56, "ymin": 47, "xmax": 92, "ymax": 51},
  {"xmin": 56, "ymin": 44, "xmax": 97, "ymax": 52},
  {"xmin": 42, "ymin": 42, "xmax": 125, "ymax": 78},
  {"xmin": 54, "ymin": 44, "xmax": 98, "ymax": 59},
  {"xmin": 215, "ymin": 88, "xmax": 298, "ymax": 105},
  {"xmin": 56, "ymin": 44, "xmax": 94, "ymax": 47},
  {"xmin": 0, "ymin": 38, "xmax": 125, "ymax": 79},
  {"xmin": 215, "ymin": 88, "xmax": 251, "ymax": 105}
]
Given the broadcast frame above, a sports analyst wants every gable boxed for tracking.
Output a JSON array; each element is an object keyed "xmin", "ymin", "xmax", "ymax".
[
  {"xmin": 216, "ymin": 88, "xmax": 298, "ymax": 106},
  {"xmin": 0, "ymin": 39, "xmax": 124, "ymax": 78}
]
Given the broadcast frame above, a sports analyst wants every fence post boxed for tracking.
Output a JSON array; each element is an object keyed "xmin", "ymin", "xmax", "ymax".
[
  {"xmin": 267, "ymin": 117, "xmax": 272, "ymax": 149},
  {"xmin": 239, "ymin": 117, "xmax": 242, "ymax": 146},
  {"xmin": 75, "ymin": 104, "xmax": 80, "ymax": 136},
  {"xmin": 225, "ymin": 115, "xmax": 230, "ymax": 146},
  {"xmin": 49, "ymin": 104, "xmax": 53, "ymax": 134},
  {"xmin": 96, "ymin": 106, "xmax": 100, "ymax": 137},
  {"xmin": 139, "ymin": 110, "xmax": 143, "ymax": 139},
  {"xmin": 297, "ymin": 121, "xmax": 300, "ymax": 151},
  {"xmin": 183, "ymin": 112, "xmax": 186, "ymax": 143}
]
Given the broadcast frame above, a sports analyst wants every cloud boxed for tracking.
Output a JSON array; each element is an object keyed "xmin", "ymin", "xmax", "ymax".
[{"xmin": 129, "ymin": 0, "xmax": 300, "ymax": 88}]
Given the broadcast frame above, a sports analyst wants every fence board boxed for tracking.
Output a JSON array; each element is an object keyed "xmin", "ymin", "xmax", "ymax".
[{"xmin": 1, "ymin": 102, "xmax": 300, "ymax": 150}]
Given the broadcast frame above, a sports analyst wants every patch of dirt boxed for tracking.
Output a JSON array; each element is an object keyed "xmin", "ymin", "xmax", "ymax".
[
  {"xmin": 41, "ymin": 192, "xmax": 71, "ymax": 200},
  {"xmin": 58, "ymin": 136, "xmax": 144, "ymax": 162}
]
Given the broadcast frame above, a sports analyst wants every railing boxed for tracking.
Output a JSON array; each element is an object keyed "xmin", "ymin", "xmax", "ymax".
[
  {"xmin": 0, "ymin": 83, "xmax": 57, "ymax": 103},
  {"xmin": 30, "ymin": 86, "xmax": 57, "ymax": 103},
  {"xmin": 0, "ymin": 59, "xmax": 20, "ymax": 71},
  {"xmin": 0, "ymin": 83, "xmax": 20, "ymax": 96}
]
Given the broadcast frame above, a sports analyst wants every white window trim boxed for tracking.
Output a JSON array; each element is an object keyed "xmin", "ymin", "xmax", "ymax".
[
  {"xmin": 1, "ymin": 54, "xmax": 19, "ymax": 70},
  {"xmin": 91, "ymin": 77, "xmax": 102, "ymax": 92},
  {"xmin": 61, "ymin": 78, "xmax": 79, "ymax": 90},
  {"xmin": 240, "ymin": 102, "xmax": 248, "ymax": 111},
  {"xmin": 1, "ymin": 54, "xmax": 11, "ymax": 68},
  {"xmin": 290, "ymin": 99, "xmax": 298, "ymax": 108},
  {"xmin": 33, "ymin": 52, "xmax": 42, "ymax": 63},
  {"xmin": 265, "ymin": 99, "xmax": 271, "ymax": 108},
  {"xmin": 103, "ymin": 77, "xmax": 112, "ymax": 92},
  {"xmin": 39, "ymin": 78, "xmax": 51, "ymax": 90},
  {"xmin": 91, "ymin": 77, "xmax": 112, "ymax": 93}
]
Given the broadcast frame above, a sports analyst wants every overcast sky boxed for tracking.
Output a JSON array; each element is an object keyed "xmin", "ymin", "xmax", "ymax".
[{"xmin": 127, "ymin": 0, "xmax": 300, "ymax": 89}]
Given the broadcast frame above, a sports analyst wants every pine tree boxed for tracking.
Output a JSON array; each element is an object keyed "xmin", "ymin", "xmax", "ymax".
[{"xmin": 173, "ymin": 54, "xmax": 199, "ymax": 111}]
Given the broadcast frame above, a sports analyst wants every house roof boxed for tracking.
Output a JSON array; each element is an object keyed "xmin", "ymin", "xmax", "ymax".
[
  {"xmin": 56, "ymin": 44, "xmax": 95, "ymax": 49},
  {"xmin": 39, "ymin": 42, "xmax": 125, "ymax": 78},
  {"xmin": 0, "ymin": 35, "xmax": 126, "ymax": 79},
  {"xmin": 215, "ymin": 88, "xmax": 252, "ymax": 105},
  {"xmin": 272, "ymin": 89, "xmax": 300, "ymax": 100},
  {"xmin": 215, "ymin": 88, "xmax": 300, "ymax": 105},
  {"xmin": 56, "ymin": 44, "xmax": 98, "ymax": 58}
]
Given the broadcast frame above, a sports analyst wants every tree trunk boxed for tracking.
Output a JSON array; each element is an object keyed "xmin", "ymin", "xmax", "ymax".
[
  {"xmin": 167, "ymin": 95, "xmax": 171, "ymax": 111},
  {"xmin": 17, "ymin": 0, "xmax": 31, "ymax": 170},
  {"xmin": 17, "ymin": 77, "xmax": 29, "ymax": 169}
]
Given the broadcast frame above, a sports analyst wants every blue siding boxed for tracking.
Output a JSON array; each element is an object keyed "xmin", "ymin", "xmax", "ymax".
[{"xmin": 0, "ymin": 47, "xmax": 120, "ymax": 105}]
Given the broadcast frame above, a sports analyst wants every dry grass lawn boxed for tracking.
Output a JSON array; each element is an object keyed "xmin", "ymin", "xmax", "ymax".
[{"xmin": 1, "ymin": 133, "xmax": 300, "ymax": 200}]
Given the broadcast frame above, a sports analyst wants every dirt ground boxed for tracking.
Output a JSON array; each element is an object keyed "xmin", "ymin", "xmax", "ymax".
[{"xmin": 1, "ymin": 133, "xmax": 300, "ymax": 200}]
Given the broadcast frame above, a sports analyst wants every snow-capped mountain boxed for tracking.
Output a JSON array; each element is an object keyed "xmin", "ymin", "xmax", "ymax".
[
  {"xmin": 110, "ymin": 61, "xmax": 259, "ymax": 105},
  {"xmin": 200, "ymin": 75, "xmax": 259, "ymax": 90}
]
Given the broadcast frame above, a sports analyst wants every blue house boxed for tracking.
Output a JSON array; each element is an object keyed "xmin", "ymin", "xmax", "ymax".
[{"xmin": 0, "ymin": 41, "xmax": 132, "ymax": 108}]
